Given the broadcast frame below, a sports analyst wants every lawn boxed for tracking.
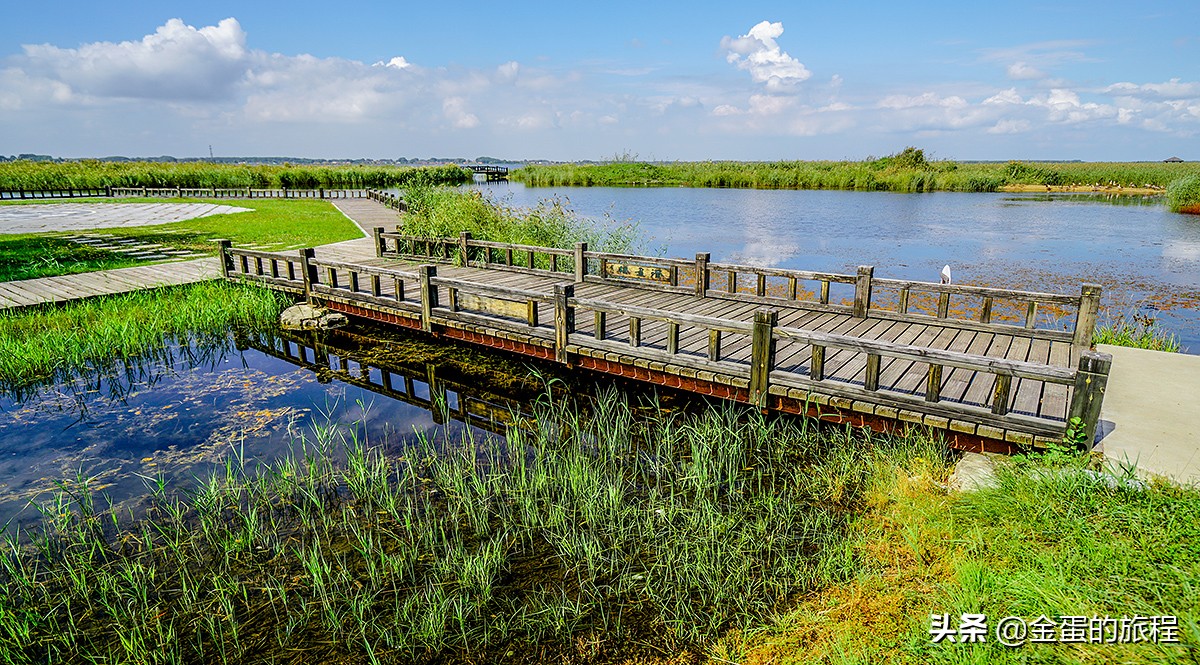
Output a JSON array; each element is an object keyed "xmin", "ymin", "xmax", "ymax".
[{"xmin": 0, "ymin": 198, "xmax": 365, "ymax": 282}]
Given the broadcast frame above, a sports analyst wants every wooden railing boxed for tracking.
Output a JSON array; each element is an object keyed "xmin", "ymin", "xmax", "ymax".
[
  {"xmin": 0, "ymin": 187, "xmax": 109, "ymax": 199},
  {"xmin": 367, "ymin": 189, "xmax": 408, "ymax": 212},
  {"xmin": 109, "ymin": 187, "xmax": 368, "ymax": 199},
  {"xmin": 220, "ymin": 241, "xmax": 1113, "ymax": 444},
  {"xmin": 373, "ymin": 232, "xmax": 1101, "ymax": 347}
]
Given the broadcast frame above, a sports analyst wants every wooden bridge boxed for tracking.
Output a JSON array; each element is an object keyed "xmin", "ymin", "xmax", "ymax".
[
  {"xmin": 465, "ymin": 165, "xmax": 508, "ymax": 181},
  {"xmin": 218, "ymin": 222, "xmax": 1111, "ymax": 454}
]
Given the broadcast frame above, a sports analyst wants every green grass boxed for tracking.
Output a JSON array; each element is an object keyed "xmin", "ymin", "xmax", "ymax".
[
  {"xmin": 512, "ymin": 153, "xmax": 1200, "ymax": 194},
  {"xmin": 0, "ymin": 198, "xmax": 365, "ymax": 281},
  {"xmin": 0, "ymin": 281, "xmax": 287, "ymax": 390},
  {"xmin": 0, "ymin": 161, "xmax": 471, "ymax": 190},
  {"xmin": 741, "ymin": 452, "xmax": 1200, "ymax": 664},
  {"xmin": 1092, "ymin": 312, "xmax": 1182, "ymax": 352},
  {"xmin": 1167, "ymin": 174, "xmax": 1200, "ymax": 213}
]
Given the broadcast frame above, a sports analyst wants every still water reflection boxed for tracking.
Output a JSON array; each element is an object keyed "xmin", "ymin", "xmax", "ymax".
[{"xmin": 469, "ymin": 182, "xmax": 1200, "ymax": 350}]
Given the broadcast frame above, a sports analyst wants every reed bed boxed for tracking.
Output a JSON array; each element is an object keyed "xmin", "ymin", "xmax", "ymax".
[
  {"xmin": 0, "ymin": 387, "xmax": 949, "ymax": 664},
  {"xmin": 0, "ymin": 282, "xmax": 287, "ymax": 391},
  {"xmin": 513, "ymin": 157, "xmax": 1200, "ymax": 193},
  {"xmin": 0, "ymin": 161, "xmax": 470, "ymax": 191},
  {"xmin": 1167, "ymin": 173, "xmax": 1200, "ymax": 213}
]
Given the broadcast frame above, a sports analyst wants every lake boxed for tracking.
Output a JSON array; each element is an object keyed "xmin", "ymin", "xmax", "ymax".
[{"xmin": 469, "ymin": 182, "xmax": 1200, "ymax": 351}]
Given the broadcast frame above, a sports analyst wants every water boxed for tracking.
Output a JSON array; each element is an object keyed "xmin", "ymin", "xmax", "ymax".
[
  {"xmin": 469, "ymin": 182, "xmax": 1200, "ymax": 351},
  {"xmin": 0, "ymin": 328, "xmax": 521, "ymax": 530}
]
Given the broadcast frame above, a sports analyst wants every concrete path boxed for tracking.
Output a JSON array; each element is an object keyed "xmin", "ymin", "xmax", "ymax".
[
  {"xmin": 0, "ymin": 199, "xmax": 395, "ymax": 312},
  {"xmin": 1096, "ymin": 344, "xmax": 1200, "ymax": 486},
  {"xmin": 0, "ymin": 203, "xmax": 250, "ymax": 234}
]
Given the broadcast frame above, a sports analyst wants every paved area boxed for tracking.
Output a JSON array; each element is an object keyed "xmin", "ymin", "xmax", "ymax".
[
  {"xmin": 1096, "ymin": 344, "xmax": 1200, "ymax": 486},
  {"xmin": 63, "ymin": 233, "xmax": 205, "ymax": 261},
  {"xmin": 0, "ymin": 203, "xmax": 250, "ymax": 234}
]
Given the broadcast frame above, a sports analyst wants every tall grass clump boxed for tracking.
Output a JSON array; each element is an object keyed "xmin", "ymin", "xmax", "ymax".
[
  {"xmin": 401, "ymin": 184, "xmax": 642, "ymax": 253},
  {"xmin": 0, "ymin": 282, "xmax": 287, "ymax": 390},
  {"xmin": 0, "ymin": 386, "xmax": 950, "ymax": 663},
  {"xmin": 1092, "ymin": 311, "xmax": 1182, "ymax": 352},
  {"xmin": 0, "ymin": 160, "xmax": 471, "ymax": 191},
  {"xmin": 1167, "ymin": 173, "xmax": 1200, "ymax": 213}
]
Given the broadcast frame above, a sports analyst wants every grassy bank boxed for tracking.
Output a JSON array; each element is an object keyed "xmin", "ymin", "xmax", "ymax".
[
  {"xmin": 739, "ymin": 453, "xmax": 1199, "ymax": 664},
  {"xmin": 1167, "ymin": 174, "xmax": 1200, "ymax": 213},
  {"xmin": 0, "ymin": 281, "xmax": 286, "ymax": 390},
  {"xmin": 513, "ymin": 151, "xmax": 1200, "ymax": 194},
  {"xmin": 0, "ymin": 198, "xmax": 364, "ymax": 281},
  {"xmin": 0, "ymin": 161, "xmax": 470, "ymax": 190},
  {"xmin": 1093, "ymin": 312, "xmax": 1182, "ymax": 352},
  {"xmin": 401, "ymin": 184, "xmax": 642, "ymax": 253}
]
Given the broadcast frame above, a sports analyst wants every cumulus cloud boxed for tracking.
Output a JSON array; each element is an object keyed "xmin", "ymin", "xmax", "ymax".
[
  {"xmin": 19, "ymin": 17, "xmax": 248, "ymax": 101},
  {"xmin": 373, "ymin": 56, "xmax": 412, "ymax": 70},
  {"xmin": 721, "ymin": 21, "xmax": 811, "ymax": 90}
]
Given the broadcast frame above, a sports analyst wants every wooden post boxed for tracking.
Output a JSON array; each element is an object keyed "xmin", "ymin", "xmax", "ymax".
[
  {"xmin": 300, "ymin": 248, "xmax": 316, "ymax": 303},
  {"xmin": 214, "ymin": 239, "xmax": 232, "ymax": 279},
  {"xmin": 749, "ymin": 308, "xmax": 778, "ymax": 408},
  {"xmin": 864, "ymin": 353, "xmax": 881, "ymax": 391},
  {"xmin": 628, "ymin": 317, "xmax": 641, "ymax": 347},
  {"xmin": 926, "ymin": 364, "xmax": 943, "ymax": 402},
  {"xmin": 419, "ymin": 265, "xmax": 438, "ymax": 332},
  {"xmin": 554, "ymin": 283, "xmax": 575, "ymax": 363},
  {"xmin": 810, "ymin": 345, "xmax": 825, "ymax": 381},
  {"xmin": 708, "ymin": 329, "xmax": 722, "ymax": 361},
  {"xmin": 991, "ymin": 374, "xmax": 1012, "ymax": 415},
  {"xmin": 936, "ymin": 293, "xmax": 950, "ymax": 319},
  {"xmin": 980, "ymin": 297, "xmax": 993, "ymax": 324},
  {"xmin": 594, "ymin": 311, "xmax": 606, "ymax": 340},
  {"xmin": 666, "ymin": 322, "xmax": 679, "ymax": 354},
  {"xmin": 853, "ymin": 265, "xmax": 874, "ymax": 318},
  {"xmin": 573, "ymin": 242, "xmax": 588, "ymax": 282},
  {"xmin": 459, "ymin": 231, "xmax": 472, "ymax": 267},
  {"xmin": 374, "ymin": 227, "xmax": 385, "ymax": 257},
  {"xmin": 1067, "ymin": 350, "xmax": 1112, "ymax": 448},
  {"xmin": 1073, "ymin": 284, "xmax": 1102, "ymax": 349}
]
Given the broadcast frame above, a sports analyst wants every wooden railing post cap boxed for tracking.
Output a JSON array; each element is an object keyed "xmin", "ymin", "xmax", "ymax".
[
  {"xmin": 459, "ymin": 231, "xmax": 471, "ymax": 239},
  {"xmin": 1079, "ymin": 350, "xmax": 1113, "ymax": 374},
  {"xmin": 695, "ymin": 251, "xmax": 710, "ymax": 260},
  {"xmin": 1081, "ymin": 283, "xmax": 1103, "ymax": 296},
  {"xmin": 857, "ymin": 265, "xmax": 874, "ymax": 275},
  {"xmin": 754, "ymin": 308, "xmax": 778, "ymax": 324},
  {"xmin": 419, "ymin": 263, "xmax": 437, "ymax": 275}
]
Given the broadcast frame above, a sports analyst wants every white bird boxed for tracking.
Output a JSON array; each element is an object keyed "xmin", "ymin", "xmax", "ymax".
[{"xmin": 940, "ymin": 264, "xmax": 952, "ymax": 284}]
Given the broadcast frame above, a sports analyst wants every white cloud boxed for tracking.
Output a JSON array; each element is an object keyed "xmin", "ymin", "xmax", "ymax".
[
  {"xmin": 20, "ymin": 17, "xmax": 248, "ymax": 101},
  {"xmin": 373, "ymin": 56, "xmax": 412, "ymax": 70},
  {"xmin": 1104, "ymin": 78, "xmax": 1200, "ymax": 99},
  {"xmin": 721, "ymin": 21, "xmax": 811, "ymax": 90},
  {"xmin": 442, "ymin": 97, "xmax": 480, "ymax": 129},
  {"xmin": 987, "ymin": 119, "xmax": 1030, "ymax": 134},
  {"xmin": 1006, "ymin": 62, "xmax": 1045, "ymax": 80}
]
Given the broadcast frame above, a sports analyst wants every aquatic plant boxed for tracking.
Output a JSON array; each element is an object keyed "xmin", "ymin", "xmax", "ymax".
[
  {"xmin": 1167, "ymin": 173, "xmax": 1200, "ymax": 213},
  {"xmin": 1092, "ymin": 311, "xmax": 1182, "ymax": 352},
  {"xmin": 0, "ymin": 282, "xmax": 288, "ymax": 390},
  {"xmin": 511, "ymin": 158, "xmax": 1200, "ymax": 193},
  {"xmin": 0, "ymin": 388, "xmax": 949, "ymax": 663},
  {"xmin": 400, "ymin": 184, "xmax": 642, "ymax": 254}
]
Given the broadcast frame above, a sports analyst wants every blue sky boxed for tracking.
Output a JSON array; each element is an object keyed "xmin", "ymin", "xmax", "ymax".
[{"xmin": 1, "ymin": 1, "xmax": 1197, "ymax": 161}]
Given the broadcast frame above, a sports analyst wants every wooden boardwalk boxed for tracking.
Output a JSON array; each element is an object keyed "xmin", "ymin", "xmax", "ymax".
[
  {"xmin": 220, "ymin": 202, "xmax": 1113, "ymax": 453},
  {"xmin": 0, "ymin": 258, "xmax": 220, "ymax": 310}
]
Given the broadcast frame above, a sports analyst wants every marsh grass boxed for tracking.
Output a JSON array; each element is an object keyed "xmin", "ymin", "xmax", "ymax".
[
  {"xmin": 0, "ymin": 161, "xmax": 470, "ymax": 191},
  {"xmin": 401, "ymin": 185, "xmax": 643, "ymax": 255},
  {"xmin": 0, "ymin": 386, "xmax": 948, "ymax": 664},
  {"xmin": 740, "ymin": 452, "xmax": 1200, "ymax": 664},
  {"xmin": 512, "ymin": 158, "xmax": 1200, "ymax": 194},
  {"xmin": 0, "ymin": 282, "xmax": 287, "ymax": 391},
  {"xmin": 1092, "ymin": 311, "xmax": 1182, "ymax": 352},
  {"xmin": 1167, "ymin": 174, "xmax": 1200, "ymax": 213},
  {"xmin": 0, "ymin": 236, "xmax": 142, "ymax": 282}
]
